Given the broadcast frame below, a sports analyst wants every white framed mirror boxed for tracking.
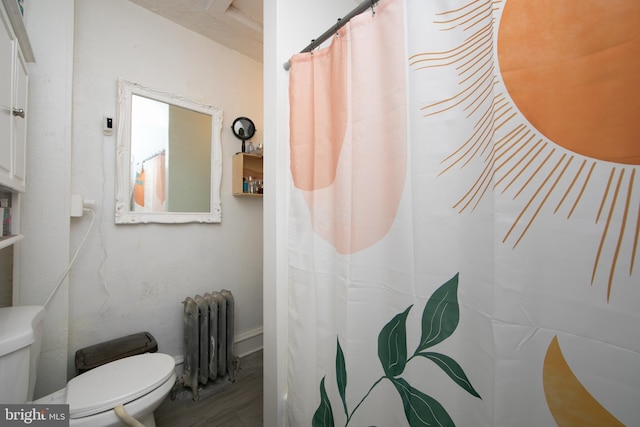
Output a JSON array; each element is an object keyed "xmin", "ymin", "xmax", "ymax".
[{"xmin": 115, "ymin": 79, "xmax": 223, "ymax": 224}]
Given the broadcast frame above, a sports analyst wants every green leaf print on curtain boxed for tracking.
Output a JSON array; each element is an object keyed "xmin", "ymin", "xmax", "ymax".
[
  {"xmin": 312, "ymin": 273, "xmax": 481, "ymax": 427},
  {"xmin": 378, "ymin": 306, "xmax": 412, "ymax": 377},
  {"xmin": 313, "ymin": 377, "xmax": 335, "ymax": 427}
]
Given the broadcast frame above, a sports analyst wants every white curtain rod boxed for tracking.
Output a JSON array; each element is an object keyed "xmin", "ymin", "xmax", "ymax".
[{"xmin": 282, "ymin": 0, "xmax": 379, "ymax": 71}]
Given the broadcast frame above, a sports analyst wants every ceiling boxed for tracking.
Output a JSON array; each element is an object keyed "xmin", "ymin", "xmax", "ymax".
[{"xmin": 129, "ymin": 0, "xmax": 264, "ymax": 62}]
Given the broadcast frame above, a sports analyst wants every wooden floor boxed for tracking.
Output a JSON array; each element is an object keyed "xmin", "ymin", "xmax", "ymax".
[{"xmin": 155, "ymin": 350, "xmax": 263, "ymax": 427}]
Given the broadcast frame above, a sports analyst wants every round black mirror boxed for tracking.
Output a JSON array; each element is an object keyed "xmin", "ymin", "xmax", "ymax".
[{"xmin": 231, "ymin": 117, "xmax": 256, "ymax": 141}]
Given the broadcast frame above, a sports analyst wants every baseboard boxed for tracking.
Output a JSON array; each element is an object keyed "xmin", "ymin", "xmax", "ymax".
[{"xmin": 234, "ymin": 326, "xmax": 264, "ymax": 357}]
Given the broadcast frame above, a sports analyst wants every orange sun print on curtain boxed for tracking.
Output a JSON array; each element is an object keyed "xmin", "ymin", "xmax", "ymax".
[
  {"xmin": 499, "ymin": 0, "xmax": 640, "ymax": 166},
  {"xmin": 411, "ymin": 0, "xmax": 640, "ymax": 301},
  {"xmin": 498, "ymin": 0, "xmax": 640, "ymax": 301},
  {"xmin": 410, "ymin": 0, "xmax": 638, "ymax": 423}
]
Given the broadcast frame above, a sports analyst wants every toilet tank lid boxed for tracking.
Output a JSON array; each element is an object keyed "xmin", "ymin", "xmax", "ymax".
[{"xmin": 0, "ymin": 306, "xmax": 45, "ymax": 357}]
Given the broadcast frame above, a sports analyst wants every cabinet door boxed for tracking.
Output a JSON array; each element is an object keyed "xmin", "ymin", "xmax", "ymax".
[
  {"xmin": 0, "ymin": 12, "xmax": 15, "ymax": 183},
  {"xmin": 12, "ymin": 51, "xmax": 27, "ymax": 190}
]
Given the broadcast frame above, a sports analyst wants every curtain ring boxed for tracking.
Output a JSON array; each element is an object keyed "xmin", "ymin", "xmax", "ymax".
[
  {"xmin": 336, "ymin": 18, "xmax": 341, "ymax": 36},
  {"xmin": 370, "ymin": 0, "xmax": 376, "ymax": 16}
]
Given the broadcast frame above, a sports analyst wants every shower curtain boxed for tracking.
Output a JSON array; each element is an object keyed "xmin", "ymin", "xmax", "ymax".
[
  {"xmin": 132, "ymin": 151, "xmax": 167, "ymax": 212},
  {"xmin": 287, "ymin": 0, "xmax": 639, "ymax": 425}
]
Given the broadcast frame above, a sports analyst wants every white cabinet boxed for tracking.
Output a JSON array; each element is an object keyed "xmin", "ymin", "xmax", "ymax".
[
  {"xmin": 0, "ymin": 2, "xmax": 28, "ymax": 192},
  {"xmin": 0, "ymin": 0, "xmax": 31, "ymax": 304},
  {"xmin": 0, "ymin": 0, "xmax": 32, "ymax": 258},
  {"xmin": 0, "ymin": 8, "xmax": 14, "ymax": 185}
]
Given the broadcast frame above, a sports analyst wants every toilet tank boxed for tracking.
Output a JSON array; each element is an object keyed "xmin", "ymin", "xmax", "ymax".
[{"xmin": 0, "ymin": 305, "xmax": 45, "ymax": 403}]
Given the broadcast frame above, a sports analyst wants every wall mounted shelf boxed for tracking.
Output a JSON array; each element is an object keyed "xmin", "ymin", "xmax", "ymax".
[
  {"xmin": 232, "ymin": 153, "xmax": 263, "ymax": 197},
  {"xmin": 0, "ymin": 234, "xmax": 23, "ymax": 251}
]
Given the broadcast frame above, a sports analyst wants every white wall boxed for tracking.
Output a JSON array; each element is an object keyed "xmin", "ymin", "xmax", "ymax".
[
  {"xmin": 21, "ymin": 0, "xmax": 74, "ymax": 398},
  {"xmin": 263, "ymin": 0, "xmax": 362, "ymax": 425},
  {"xmin": 23, "ymin": 0, "xmax": 264, "ymax": 398}
]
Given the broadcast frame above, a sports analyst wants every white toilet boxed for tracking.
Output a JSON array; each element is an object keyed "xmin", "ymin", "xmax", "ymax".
[{"xmin": 0, "ymin": 305, "xmax": 176, "ymax": 427}]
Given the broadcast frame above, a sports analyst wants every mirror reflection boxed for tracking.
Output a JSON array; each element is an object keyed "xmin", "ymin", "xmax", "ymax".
[
  {"xmin": 232, "ymin": 117, "xmax": 256, "ymax": 140},
  {"xmin": 116, "ymin": 80, "xmax": 223, "ymax": 224},
  {"xmin": 131, "ymin": 95, "xmax": 211, "ymax": 213}
]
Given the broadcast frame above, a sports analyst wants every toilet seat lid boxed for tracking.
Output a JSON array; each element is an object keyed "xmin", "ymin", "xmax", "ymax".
[{"xmin": 66, "ymin": 353, "xmax": 175, "ymax": 418}]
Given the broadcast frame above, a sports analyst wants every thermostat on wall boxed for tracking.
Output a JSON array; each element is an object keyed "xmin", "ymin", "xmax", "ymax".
[{"xmin": 103, "ymin": 116, "xmax": 113, "ymax": 136}]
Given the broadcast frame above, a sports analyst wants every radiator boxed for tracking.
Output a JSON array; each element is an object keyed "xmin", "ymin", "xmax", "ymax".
[{"xmin": 181, "ymin": 290, "xmax": 237, "ymax": 400}]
